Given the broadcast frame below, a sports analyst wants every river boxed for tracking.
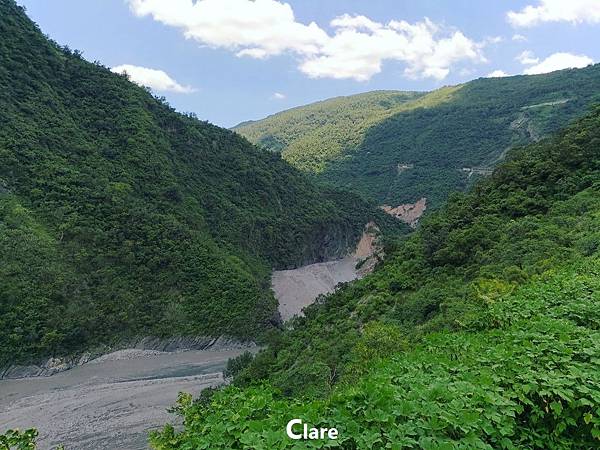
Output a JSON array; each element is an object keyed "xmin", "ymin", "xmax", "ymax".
[
  {"xmin": 0, "ymin": 227, "xmax": 378, "ymax": 449},
  {"xmin": 0, "ymin": 348, "xmax": 246, "ymax": 449}
]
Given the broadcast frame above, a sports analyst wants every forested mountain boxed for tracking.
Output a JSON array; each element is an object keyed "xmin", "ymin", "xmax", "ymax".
[
  {"xmin": 0, "ymin": 0, "xmax": 395, "ymax": 368},
  {"xmin": 154, "ymin": 104, "xmax": 600, "ymax": 447},
  {"xmin": 235, "ymin": 66, "xmax": 600, "ymax": 209}
]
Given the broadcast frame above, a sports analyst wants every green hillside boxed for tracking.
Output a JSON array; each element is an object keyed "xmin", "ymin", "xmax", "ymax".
[
  {"xmin": 235, "ymin": 90, "xmax": 428, "ymax": 170},
  {"xmin": 153, "ymin": 105, "xmax": 600, "ymax": 448},
  {"xmin": 0, "ymin": 0, "xmax": 395, "ymax": 368},
  {"xmin": 235, "ymin": 66, "xmax": 600, "ymax": 209}
]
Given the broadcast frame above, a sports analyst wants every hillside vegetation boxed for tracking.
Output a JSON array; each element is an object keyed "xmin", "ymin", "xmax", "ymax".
[
  {"xmin": 236, "ymin": 90, "xmax": 428, "ymax": 171},
  {"xmin": 0, "ymin": 0, "xmax": 397, "ymax": 368},
  {"xmin": 235, "ymin": 66, "xmax": 600, "ymax": 209},
  {"xmin": 153, "ymin": 104, "xmax": 600, "ymax": 448}
]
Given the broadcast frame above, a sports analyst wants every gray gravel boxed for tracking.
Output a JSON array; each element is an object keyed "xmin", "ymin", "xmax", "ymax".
[
  {"xmin": 0, "ymin": 348, "xmax": 247, "ymax": 450},
  {"xmin": 272, "ymin": 256, "xmax": 359, "ymax": 321}
]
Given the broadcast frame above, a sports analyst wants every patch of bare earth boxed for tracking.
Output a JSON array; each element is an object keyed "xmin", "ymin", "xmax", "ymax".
[{"xmin": 380, "ymin": 197, "xmax": 427, "ymax": 228}]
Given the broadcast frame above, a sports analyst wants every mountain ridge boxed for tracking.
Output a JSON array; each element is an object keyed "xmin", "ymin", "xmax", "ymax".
[
  {"xmin": 0, "ymin": 0, "xmax": 401, "ymax": 367},
  {"xmin": 235, "ymin": 65, "xmax": 600, "ymax": 211},
  {"xmin": 231, "ymin": 90, "xmax": 427, "ymax": 129}
]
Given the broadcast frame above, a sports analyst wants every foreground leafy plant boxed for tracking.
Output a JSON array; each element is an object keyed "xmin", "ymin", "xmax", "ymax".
[
  {"xmin": 0, "ymin": 429, "xmax": 64, "ymax": 450},
  {"xmin": 151, "ymin": 259, "xmax": 600, "ymax": 449},
  {"xmin": 0, "ymin": 429, "xmax": 37, "ymax": 450}
]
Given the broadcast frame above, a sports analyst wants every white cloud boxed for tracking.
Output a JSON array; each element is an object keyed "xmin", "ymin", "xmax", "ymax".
[
  {"xmin": 127, "ymin": 0, "xmax": 328, "ymax": 57},
  {"xmin": 522, "ymin": 52, "xmax": 593, "ymax": 74},
  {"xmin": 508, "ymin": 0, "xmax": 600, "ymax": 27},
  {"xmin": 299, "ymin": 18, "xmax": 484, "ymax": 81},
  {"xmin": 111, "ymin": 64, "xmax": 196, "ymax": 93},
  {"xmin": 512, "ymin": 34, "xmax": 527, "ymax": 41},
  {"xmin": 486, "ymin": 70, "xmax": 509, "ymax": 78},
  {"xmin": 516, "ymin": 50, "xmax": 539, "ymax": 65},
  {"xmin": 126, "ymin": 1, "xmax": 484, "ymax": 82},
  {"xmin": 271, "ymin": 92, "xmax": 286, "ymax": 100},
  {"xmin": 330, "ymin": 14, "xmax": 382, "ymax": 32},
  {"xmin": 485, "ymin": 36, "xmax": 504, "ymax": 44}
]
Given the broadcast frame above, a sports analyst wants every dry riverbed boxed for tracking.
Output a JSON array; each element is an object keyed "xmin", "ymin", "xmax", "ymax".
[
  {"xmin": 0, "ymin": 348, "xmax": 247, "ymax": 450},
  {"xmin": 272, "ymin": 256, "xmax": 359, "ymax": 321}
]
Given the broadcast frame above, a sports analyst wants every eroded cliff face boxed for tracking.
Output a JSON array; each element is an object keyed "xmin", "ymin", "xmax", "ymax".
[
  {"xmin": 0, "ymin": 336, "xmax": 254, "ymax": 380},
  {"xmin": 353, "ymin": 222, "xmax": 384, "ymax": 276},
  {"xmin": 354, "ymin": 222, "xmax": 379, "ymax": 259},
  {"xmin": 287, "ymin": 222, "xmax": 365, "ymax": 269},
  {"xmin": 380, "ymin": 197, "xmax": 427, "ymax": 228}
]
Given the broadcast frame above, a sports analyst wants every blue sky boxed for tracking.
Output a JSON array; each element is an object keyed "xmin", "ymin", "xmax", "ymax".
[{"xmin": 18, "ymin": 0, "xmax": 600, "ymax": 127}]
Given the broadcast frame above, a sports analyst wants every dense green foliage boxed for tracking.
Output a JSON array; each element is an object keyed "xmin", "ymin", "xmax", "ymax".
[
  {"xmin": 0, "ymin": 429, "xmax": 63, "ymax": 450},
  {"xmin": 153, "ymin": 105, "xmax": 600, "ymax": 448},
  {"xmin": 0, "ymin": 1, "xmax": 396, "ymax": 367},
  {"xmin": 236, "ymin": 65, "xmax": 600, "ymax": 209},
  {"xmin": 235, "ymin": 90, "xmax": 429, "ymax": 172},
  {"xmin": 223, "ymin": 351, "xmax": 255, "ymax": 379},
  {"xmin": 152, "ymin": 261, "xmax": 600, "ymax": 449},
  {"xmin": 0, "ymin": 429, "xmax": 38, "ymax": 450}
]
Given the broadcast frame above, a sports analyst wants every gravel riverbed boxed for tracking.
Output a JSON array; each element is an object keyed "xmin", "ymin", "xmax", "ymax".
[{"xmin": 0, "ymin": 348, "xmax": 246, "ymax": 449}]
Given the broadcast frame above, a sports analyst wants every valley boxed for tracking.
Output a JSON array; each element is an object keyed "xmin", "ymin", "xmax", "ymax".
[
  {"xmin": 2, "ymin": 1, "xmax": 600, "ymax": 449},
  {"xmin": 155, "ymin": 106, "xmax": 600, "ymax": 448}
]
